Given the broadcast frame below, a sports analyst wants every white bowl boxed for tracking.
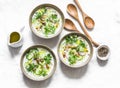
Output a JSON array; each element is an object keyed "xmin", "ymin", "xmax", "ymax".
[
  {"xmin": 96, "ymin": 44, "xmax": 110, "ymax": 61},
  {"xmin": 29, "ymin": 4, "xmax": 65, "ymax": 39},
  {"xmin": 58, "ymin": 32, "xmax": 93, "ymax": 68},
  {"xmin": 20, "ymin": 45, "xmax": 57, "ymax": 81}
]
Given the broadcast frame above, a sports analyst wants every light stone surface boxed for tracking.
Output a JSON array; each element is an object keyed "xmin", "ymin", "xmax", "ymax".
[{"xmin": 0, "ymin": 0, "xmax": 120, "ymax": 88}]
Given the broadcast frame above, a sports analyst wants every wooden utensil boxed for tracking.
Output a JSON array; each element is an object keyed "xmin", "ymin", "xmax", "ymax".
[
  {"xmin": 66, "ymin": 4, "xmax": 110, "ymax": 60},
  {"xmin": 64, "ymin": 19, "xmax": 79, "ymax": 32},
  {"xmin": 64, "ymin": 19, "xmax": 99, "ymax": 47},
  {"xmin": 74, "ymin": 0, "xmax": 95, "ymax": 30},
  {"xmin": 67, "ymin": 4, "xmax": 99, "ymax": 47}
]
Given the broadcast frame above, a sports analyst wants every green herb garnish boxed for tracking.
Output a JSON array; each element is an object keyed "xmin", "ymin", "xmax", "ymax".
[{"xmin": 24, "ymin": 48, "xmax": 53, "ymax": 77}]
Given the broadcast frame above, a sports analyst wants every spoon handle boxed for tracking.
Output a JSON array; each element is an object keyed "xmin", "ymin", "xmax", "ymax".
[
  {"xmin": 77, "ymin": 19, "xmax": 99, "ymax": 47},
  {"xmin": 91, "ymin": 39, "xmax": 99, "ymax": 47},
  {"xmin": 74, "ymin": 0, "xmax": 85, "ymax": 15}
]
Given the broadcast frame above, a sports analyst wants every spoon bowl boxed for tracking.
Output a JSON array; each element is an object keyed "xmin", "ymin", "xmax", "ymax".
[
  {"xmin": 84, "ymin": 16, "xmax": 95, "ymax": 29},
  {"xmin": 67, "ymin": 4, "xmax": 79, "ymax": 20},
  {"xmin": 64, "ymin": 19, "xmax": 78, "ymax": 32}
]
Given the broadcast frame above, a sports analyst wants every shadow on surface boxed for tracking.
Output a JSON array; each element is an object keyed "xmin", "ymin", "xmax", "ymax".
[
  {"xmin": 97, "ymin": 58, "xmax": 108, "ymax": 67},
  {"xmin": 8, "ymin": 45, "xmax": 22, "ymax": 58},
  {"xmin": 23, "ymin": 74, "xmax": 52, "ymax": 88},
  {"xmin": 31, "ymin": 32, "xmax": 60, "ymax": 49},
  {"xmin": 60, "ymin": 61, "xmax": 88, "ymax": 79}
]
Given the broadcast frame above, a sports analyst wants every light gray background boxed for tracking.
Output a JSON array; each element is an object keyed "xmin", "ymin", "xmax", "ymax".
[{"xmin": 0, "ymin": 0, "xmax": 120, "ymax": 88}]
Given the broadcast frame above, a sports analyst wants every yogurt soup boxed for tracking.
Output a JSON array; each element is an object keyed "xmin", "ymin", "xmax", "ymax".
[
  {"xmin": 59, "ymin": 34, "xmax": 91, "ymax": 67},
  {"xmin": 32, "ymin": 7, "xmax": 62, "ymax": 38},
  {"xmin": 23, "ymin": 47, "xmax": 54, "ymax": 80}
]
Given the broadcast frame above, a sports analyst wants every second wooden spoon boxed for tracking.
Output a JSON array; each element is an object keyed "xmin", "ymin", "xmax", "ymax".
[{"xmin": 74, "ymin": 0, "xmax": 95, "ymax": 30}]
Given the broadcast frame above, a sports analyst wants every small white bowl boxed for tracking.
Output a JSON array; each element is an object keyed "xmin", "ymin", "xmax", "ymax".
[
  {"xmin": 8, "ymin": 31, "xmax": 23, "ymax": 48},
  {"xmin": 96, "ymin": 44, "xmax": 110, "ymax": 61}
]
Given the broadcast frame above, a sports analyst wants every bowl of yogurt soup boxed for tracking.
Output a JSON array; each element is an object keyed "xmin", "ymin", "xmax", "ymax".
[
  {"xmin": 20, "ymin": 45, "xmax": 57, "ymax": 81},
  {"xmin": 58, "ymin": 33, "xmax": 93, "ymax": 68},
  {"xmin": 29, "ymin": 4, "xmax": 64, "ymax": 39}
]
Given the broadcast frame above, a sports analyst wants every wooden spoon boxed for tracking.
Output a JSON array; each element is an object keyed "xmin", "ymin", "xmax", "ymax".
[
  {"xmin": 74, "ymin": 0, "xmax": 95, "ymax": 30},
  {"xmin": 67, "ymin": 4, "xmax": 99, "ymax": 47},
  {"xmin": 64, "ymin": 19, "xmax": 79, "ymax": 32}
]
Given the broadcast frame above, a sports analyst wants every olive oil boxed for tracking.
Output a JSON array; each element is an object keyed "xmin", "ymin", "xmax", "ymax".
[{"xmin": 10, "ymin": 32, "xmax": 20, "ymax": 43}]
